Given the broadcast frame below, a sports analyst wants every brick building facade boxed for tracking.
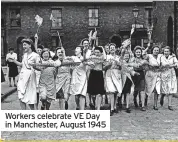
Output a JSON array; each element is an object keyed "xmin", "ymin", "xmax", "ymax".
[{"xmin": 1, "ymin": 1, "xmax": 177, "ymax": 65}]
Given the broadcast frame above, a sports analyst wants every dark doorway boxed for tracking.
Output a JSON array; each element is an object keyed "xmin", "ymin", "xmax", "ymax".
[
  {"xmin": 110, "ymin": 34, "xmax": 122, "ymax": 48},
  {"xmin": 17, "ymin": 37, "xmax": 25, "ymax": 62},
  {"xmin": 167, "ymin": 16, "xmax": 173, "ymax": 51}
]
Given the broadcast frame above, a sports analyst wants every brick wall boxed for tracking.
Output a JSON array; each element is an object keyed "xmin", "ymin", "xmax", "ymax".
[
  {"xmin": 2, "ymin": 2, "xmax": 152, "ymax": 60},
  {"xmin": 152, "ymin": 1, "xmax": 174, "ymax": 48}
]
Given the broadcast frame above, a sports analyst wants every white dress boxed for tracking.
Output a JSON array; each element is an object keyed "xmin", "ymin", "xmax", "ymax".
[
  {"xmin": 105, "ymin": 55, "xmax": 122, "ymax": 94},
  {"xmin": 160, "ymin": 55, "xmax": 178, "ymax": 95},
  {"xmin": 69, "ymin": 56, "xmax": 87, "ymax": 96},
  {"xmin": 145, "ymin": 54, "xmax": 162, "ymax": 96},
  {"xmin": 17, "ymin": 52, "xmax": 40, "ymax": 104}
]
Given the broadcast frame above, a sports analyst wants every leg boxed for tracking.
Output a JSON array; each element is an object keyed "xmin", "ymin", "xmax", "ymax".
[
  {"xmin": 153, "ymin": 92, "xmax": 159, "ymax": 110},
  {"xmin": 160, "ymin": 93, "xmax": 165, "ymax": 106},
  {"xmin": 9, "ymin": 77, "xmax": 12, "ymax": 87},
  {"xmin": 126, "ymin": 93, "xmax": 131, "ymax": 113},
  {"xmin": 75, "ymin": 95, "xmax": 80, "ymax": 110},
  {"xmin": 19, "ymin": 100, "xmax": 26, "ymax": 110},
  {"xmin": 59, "ymin": 99, "xmax": 65, "ymax": 110},
  {"xmin": 114, "ymin": 93, "xmax": 119, "ymax": 113},
  {"xmin": 144, "ymin": 94, "xmax": 148, "ymax": 107},
  {"xmin": 41, "ymin": 99, "xmax": 46, "ymax": 110},
  {"xmin": 46, "ymin": 100, "xmax": 51, "ymax": 110},
  {"xmin": 29, "ymin": 104, "xmax": 35, "ymax": 110},
  {"xmin": 118, "ymin": 95, "xmax": 122, "ymax": 109},
  {"xmin": 13, "ymin": 77, "xmax": 16, "ymax": 87},
  {"xmin": 138, "ymin": 92, "xmax": 142, "ymax": 107},
  {"xmin": 168, "ymin": 94, "xmax": 173, "ymax": 110},
  {"xmin": 79, "ymin": 95, "xmax": 85, "ymax": 110},
  {"xmin": 133, "ymin": 91, "xmax": 138, "ymax": 107},
  {"xmin": 95, "ymin": 94, "xmax": 102, "ymax": 110},
  {"xmin": 140, "ymin": 91, "xmax": 146, "ymax": 111},
  {"xmin": 35, "ymin": 93, "xmax": 39, "ymax": 110}
]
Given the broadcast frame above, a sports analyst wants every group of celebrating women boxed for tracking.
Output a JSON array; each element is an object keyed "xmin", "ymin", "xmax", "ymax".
[{"xmin": 7, "ymin": 33, "xmax": 178, "ymax": 116}]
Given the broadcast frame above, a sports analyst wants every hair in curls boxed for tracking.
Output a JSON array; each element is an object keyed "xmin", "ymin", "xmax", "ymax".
[{"xmin": 41, "ymin": 49, "xmax": 52, "ymax": 60}]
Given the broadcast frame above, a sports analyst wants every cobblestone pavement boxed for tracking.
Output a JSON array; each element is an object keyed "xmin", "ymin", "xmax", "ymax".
[{"xmin": 1, "ymin": 92, "xmax": 178, "ymax": 140}]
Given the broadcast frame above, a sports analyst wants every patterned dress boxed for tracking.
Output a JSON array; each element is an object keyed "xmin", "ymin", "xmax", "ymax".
[
  {"xmin": 160, "ymin": 55, "xmax": 178, "ymax": 95},
  {"xmin": 56, "ymin": 58, "xmax": 71, "ymax": 99},
  {"xmin": 39, "ymin": 60, "xmax": 61, "ymax": 102}
]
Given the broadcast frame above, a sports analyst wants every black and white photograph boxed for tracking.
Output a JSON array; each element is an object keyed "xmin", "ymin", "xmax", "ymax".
[{"xmin": 1, "ymin": 0, "xmax": 178, "ymax": 140}]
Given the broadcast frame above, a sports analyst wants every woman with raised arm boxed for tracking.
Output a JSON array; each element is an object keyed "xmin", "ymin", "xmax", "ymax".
[
  {"xmin": 104, "ymin": 43, "xmax": 122, "ymax": 116},
  {"xmin": 144, "ymin": 45, "xmax": 162, "ymax": 110},
  {"xmin": 55, "ymin": 47, "xmax": 71, "ymax": 110},
  {"xmin": 120, "ymin": 50, "xmax": 139, "ymax": 113},
  {"xmin": 35, "ymin": 50, "xmax": 61, "ymax": 110},
  {"xmin": 10, "ymin": 38, "xmax": 41, "ymax": 110},
  {"xmin": 160, "ymin": 46, "xmax": 178, "ymax": 110},
  {"xmin": 132, "ymin": 46, "xmax": 148, "ymax": 111},
  {"xmin": 87, "ymin": 46, "xmax": 106, "ymax": 110},
  {"xmin": 68, "ymin": 46, "xmax": 93, "ymax": 110}
]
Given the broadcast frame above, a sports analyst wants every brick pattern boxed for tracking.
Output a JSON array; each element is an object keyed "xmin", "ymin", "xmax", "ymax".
[{"xmin": 2, "ymin": 2, "xmax": 152, "ymax": 59}]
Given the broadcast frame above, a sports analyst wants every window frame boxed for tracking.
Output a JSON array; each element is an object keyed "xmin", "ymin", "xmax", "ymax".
[
  {"xmin": 51, "ymin": 8, "xmax": 62, "ymax": 30},
  {"xmin": 9, "ymin": 8, "xmax": 21, "ymax": 28},
  {"xmin": 88, "ymin": 8, "xmax": 99, "ymax": 27}
]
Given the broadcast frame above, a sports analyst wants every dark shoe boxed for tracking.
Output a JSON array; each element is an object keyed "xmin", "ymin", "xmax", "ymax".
[
  {"xmin": 168, "ymin": 106, "xmax": 174, "ymax": 111},
  {"xmin": 153, "ymin": 106, "xmax": 158, "ymax": 110},
  {"xmin": 76, "ymin": 107, "xmax": 79, "ymax": 110},
  {"xmin": 46, "ymin": 101, "xmax": 51, "ymax": 110},
  {"xmin": 160, "ymin": 95, "xmax": 165, "ymax": 106},
  {"xmin": 126, "ymin": 108, "xmax": 131, "ymax": 113},
  {"xmin": 110, "ymin": 110, "xmax": 114, "ymax": 116},
  {"xmin": 139, "ymin": 102, "xmax": 142, "ymax": 107},
  {"xmin": 141, "ymin": 107, "xmax": 146, "ymax": 111},
  {"xmin": 89, "ymin": 104, "xmax": 95, "ymax": 110},
  {"xmin": 114, "ymin": 108, "xmax": 119, "ymax": 113},
  {"xmin": 65, "ymin": 101, "xmax": 68, "ymax": 110},
  {"xmin": 41, "ymin": 105, "xmax": 45, "ymax": 110},
  {"xmin": 9, "ymin": 84, "xmax": 12, "ymax": 87},
  {"xmin": 14, "ymin": 84, "xmax": 17, "ymax": 87}
]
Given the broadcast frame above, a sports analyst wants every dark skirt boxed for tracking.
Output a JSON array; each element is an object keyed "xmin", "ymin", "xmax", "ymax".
[
  {"xmin": 122, "ymin": 77, "xmax": 132, "ymax": 94},
  {"xmin": 1, "ymin": 68, "xmax": 5, "ymax": 82},
  {"xmin": 56, "ymin": 88, "xmax": 64, "ymax": 99},
  {"xmin": 7, "ymin": 61, "xmax": 18, "ymax": 77},
  {"xmin": 132, "ymin": 70, "xmax": 145, "ymax": 91},
  {"xmin": 87, "ymin": 70, "xmax": 105, "ymax": 95}
]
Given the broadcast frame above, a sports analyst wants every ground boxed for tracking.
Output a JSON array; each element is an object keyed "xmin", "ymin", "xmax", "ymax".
[{"xmin": 1, "ymin": 92, "xmax": 178, "ymax": 140}]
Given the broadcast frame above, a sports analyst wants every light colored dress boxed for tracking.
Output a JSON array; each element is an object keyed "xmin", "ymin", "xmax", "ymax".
[
  {"xmin": 17, "ymin": 52, "xmax": 40, "ymax": 104},
  {"xmin": 105, "ymin": 55, "xmax": 122, "ymax": 94},
  {"xmin": 39, "ymin": 59, "xmax": 61, "ymax": 102},
  {"xmin": 56, "ymin": 58, "xmax": 71, "ymax": 99},
  {"xmin": 145, "ymin": 54, "xmax": 162, "ymax": 96},
  {"xmin": 69, "ymin": 56, "xmax": 87, "ymax": 96},
  {"xmin": 160, "ymin": 55, "xmax": 178, "ymax": 95}
]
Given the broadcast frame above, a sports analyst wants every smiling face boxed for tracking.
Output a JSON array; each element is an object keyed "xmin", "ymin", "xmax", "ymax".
[
  {"xmin": 37, "ymin": 48, "xmax": 43, "ymax": 55},
  {"xmin": 57, "ymin": 48, "xmax": 63, "ymax": 60},
  {"xmin": 42, "ymin": 51, "xmax": 50, "ymax": 61},
  {"xmin": 94, "ymin": 49, "xmax": 101, "ymax": 57},
  {"xmin": 23, "ymin": 42, "xmax": 31, "ymax": 53},
  {"xmin": 153, "ymin": 47, "xmax": 159, "ymax": 56},
  {"xmin": 164, "ymin": 48, "xmax": 170, "ymax": 57},
  {"xmin": 135, "ymin": 49, "xmax": 142, "ymax": 58},
  {"xmin": 83, "ymin": 40, "xmax": 89, "ymax": 49},
  {"xmin": 109, "ymin": 45, "xmax": 116, "ymax": 54},
  {"xmin": 75, "ymin": 47, "xmax": 82, "ymax": 56},
  {"xmin": 105, "ymin": 45, "xmax": 110, "ymax": 54},
  {"xmin": 123, "ymin": 53, "xmax": 130, "ymax": 62}
]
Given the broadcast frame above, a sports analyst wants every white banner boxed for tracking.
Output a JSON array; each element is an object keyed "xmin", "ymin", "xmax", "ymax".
[{"xmin": 1, "ymin": 110, "xmax": 110, "ymax": 131}]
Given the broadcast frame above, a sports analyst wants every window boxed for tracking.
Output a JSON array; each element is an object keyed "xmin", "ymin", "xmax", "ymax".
[
  {"xmin": 89, "ymin": 9, "xmax": 99, "ymax": 27},
  {"xmin": 10, "ymin": 8, "xmax": 21, "ymax": 27},
  {"xmin": 145, "ymin": 8, "xmax": 153, "ymax": 26},
  {"xmin": 51, "ymin": 36, "xmax": 63, "ymax": 48},
  {"xmin": 51, "ymin": 9, "xmax": 62, "ymax": 29}
]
